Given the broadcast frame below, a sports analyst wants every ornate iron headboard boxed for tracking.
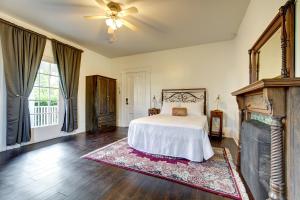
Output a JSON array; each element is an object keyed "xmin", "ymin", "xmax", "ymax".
[{"xmin": 161, "ymin": 88, "xmax": 207, "ymax": 115}]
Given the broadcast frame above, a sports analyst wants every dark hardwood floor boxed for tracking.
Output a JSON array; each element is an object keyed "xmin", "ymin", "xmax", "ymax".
[{"xmin": 0, "ymin": 128, "xmax": 240, "ymax": 200}]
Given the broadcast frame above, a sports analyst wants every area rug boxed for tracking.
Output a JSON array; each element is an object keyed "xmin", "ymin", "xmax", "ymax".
[{"xmin": 81, "ymin": 138, "xmax": 248, "ymax": 200}]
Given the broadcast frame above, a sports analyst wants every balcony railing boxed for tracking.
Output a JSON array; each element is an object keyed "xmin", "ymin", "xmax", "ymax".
[{"xmin": 30, "ymin": 106, "xmax": 59, "ymax": 127}]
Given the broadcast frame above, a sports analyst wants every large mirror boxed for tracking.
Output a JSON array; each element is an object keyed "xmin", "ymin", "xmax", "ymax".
[
  {"xmin": 258, "ymin": 28, "xmax": 281, "ymax": 80},
  {"xmin": 248, "ymin": 1, "xmax": 295, "ymax": 84}
]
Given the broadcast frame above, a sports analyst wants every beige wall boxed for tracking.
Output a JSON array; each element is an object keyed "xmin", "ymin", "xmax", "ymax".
[
  {"xmin": 112, "ymin": 0, "xmax": 289, "ymax": 142},
  {"xmin": 112, "ymin": 41, "xmax": 237, "ymax": 138},
  {"xmin": 0, "ymin": 12, "xmax": 114, "ymax": 151},
  {"xmin": 0, "ymin": 0, "xmax": 294, "ymax": 149}
]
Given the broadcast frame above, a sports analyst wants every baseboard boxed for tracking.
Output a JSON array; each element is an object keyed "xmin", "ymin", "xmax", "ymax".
[
  {"xmin": 233, "ymin": 137, "xmax": 239, "ymax": 146},
  {"xmin": 222, "ymin": 128, "xmax": 239, "ymax": 147},
  {"xmin": 117, "ymin": 121, "xmax": 128, "ymax": 127},
  {"xmin": 222, "ymin": 135, "xmax": 239, "ymax": 147},
  {"xmin": 0, "ymin": 146, "xmax": 6, "ymax": 152},
  {"xmin": 118, "ymin": 125, "xmax": 128, "ymax": 128},
  {"xmin": 1, "ymin": 130, "xmax": 86, "ymax": 152}
]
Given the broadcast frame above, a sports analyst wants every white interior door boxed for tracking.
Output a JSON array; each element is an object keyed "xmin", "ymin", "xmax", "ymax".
[{"xmin": 125, "ymin": 71, "xmax": 148, "ymax": 125}]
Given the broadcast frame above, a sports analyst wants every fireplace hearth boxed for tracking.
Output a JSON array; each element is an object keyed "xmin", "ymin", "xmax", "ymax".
[{"xmin": 241, "ymin": 119, "xmax": 271, "ymax": 200}]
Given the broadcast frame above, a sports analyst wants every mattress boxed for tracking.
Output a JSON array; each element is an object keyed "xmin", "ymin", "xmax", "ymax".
[{"xmin": 127, "ymin": 114, "xmax": 214, "ymax": 162}]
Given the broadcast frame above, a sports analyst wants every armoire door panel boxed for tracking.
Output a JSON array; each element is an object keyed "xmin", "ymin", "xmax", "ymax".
[
  {"xmin": 108, "ymin": 79, "xmax": 116, "ymax": 114},
  {"xmin": 98, "ymin": 77, "xmax": 108, "ymax": 115},
  {"xmin": 86, "ymin": 76, "xmax": 98, "ymax": 131}
]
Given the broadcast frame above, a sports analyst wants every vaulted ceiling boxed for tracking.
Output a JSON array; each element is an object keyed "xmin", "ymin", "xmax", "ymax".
[{"xmin": 0, "ymin": 0, "xmax": 250, "ymax": 58}]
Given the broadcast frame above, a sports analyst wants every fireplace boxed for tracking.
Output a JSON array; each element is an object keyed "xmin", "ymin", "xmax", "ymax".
[{"xmin": 241, "ymin": 120, "xmax": 271, "ymax": 200}]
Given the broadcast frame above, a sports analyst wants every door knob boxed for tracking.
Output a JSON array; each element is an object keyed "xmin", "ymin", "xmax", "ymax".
[{"xmin": 126, "ymin": 98, "xmax": 128, "ymax": 105}]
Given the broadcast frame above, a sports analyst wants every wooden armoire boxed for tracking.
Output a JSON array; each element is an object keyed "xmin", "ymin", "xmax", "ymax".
[{"xmin": 86, "ymin": 75, "xmax": 116, "ymax": 132}]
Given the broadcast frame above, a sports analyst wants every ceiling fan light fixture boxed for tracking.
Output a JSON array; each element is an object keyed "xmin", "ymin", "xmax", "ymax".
[
  {"xmin": 105, "ymin": 18, "xmax": 113, "ymax": 27},
  {"xmin": 115, "ymin": 19, "xmax": 123, "ymax": 28},
  {"xmin": 105, "ymin": 18, "xmax": 123, "ymax": 30},
  {"xmin": 86, "ymin": 0, "xmax": 139, "ymax": 42}
]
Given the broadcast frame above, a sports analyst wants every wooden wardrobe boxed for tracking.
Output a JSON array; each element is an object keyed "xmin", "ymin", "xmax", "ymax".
[{"xmin": 86, "ymin": 75, "xmax": 116, "ymax": 132}]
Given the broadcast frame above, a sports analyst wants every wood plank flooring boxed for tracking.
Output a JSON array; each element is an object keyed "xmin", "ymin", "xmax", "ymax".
[{"xmin": 0, "ymin": 128, "xmax": 242, "ymax": 200}]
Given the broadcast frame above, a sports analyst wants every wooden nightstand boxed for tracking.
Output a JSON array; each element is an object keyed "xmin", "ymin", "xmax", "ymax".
[
  {"xmin": 209, "ymin": 110, "xmax": 223, "ymax": 139},
  {"xmin": 148, "ymin": 108, "xmax": 160, "ymax": 116}
]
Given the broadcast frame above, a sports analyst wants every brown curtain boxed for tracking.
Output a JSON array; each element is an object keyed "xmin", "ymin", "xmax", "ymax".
[
  {"xmin": 0, "ymin": 22, "xmax": 46, "ymax": 145},
  {"xmin": 52, "ymin": 40, "xmax": 82, "ymax": 132}
]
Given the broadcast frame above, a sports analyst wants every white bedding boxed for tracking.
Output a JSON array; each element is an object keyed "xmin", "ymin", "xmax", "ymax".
[{"xmin": 128, "ymin": 114, "xmax": 214, "ymax": 162}]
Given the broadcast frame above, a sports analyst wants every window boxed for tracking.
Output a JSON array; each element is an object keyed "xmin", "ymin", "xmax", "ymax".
[{"xmin": 29, "ymin": 61, "xmax": 60, "ymax": 128}]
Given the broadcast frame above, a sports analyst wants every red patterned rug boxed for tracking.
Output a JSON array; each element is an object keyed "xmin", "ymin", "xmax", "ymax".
[{"xmin": 82, "ymin": 138, "xmax": 248, "ymax": 200}]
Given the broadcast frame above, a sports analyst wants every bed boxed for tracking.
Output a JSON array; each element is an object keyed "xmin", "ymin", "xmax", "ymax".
[{"xmin": 128, "ymin": 89, "xmax": 214, "ymax": 162}]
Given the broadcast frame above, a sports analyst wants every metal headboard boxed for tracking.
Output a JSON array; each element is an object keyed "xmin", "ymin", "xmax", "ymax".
[{"xmin": 161, "ymin": 88, "xmax": 207, "ymax": 115}]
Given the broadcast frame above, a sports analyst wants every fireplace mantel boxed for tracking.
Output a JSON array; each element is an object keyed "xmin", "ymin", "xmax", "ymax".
[
  {"xmin": 232, "ymin": 78, "xmax": 300, "ymax": 200},
  {"xmin": 232, "ymin": 78, "xmax": 300, "ymax": 96},
  {"xmin": 232, "ymin": 78, "xmax": 300, "ymax": 117},
  {"xmin": 231, "ymin": 1, "xmax": 298, "ymax": 198}
]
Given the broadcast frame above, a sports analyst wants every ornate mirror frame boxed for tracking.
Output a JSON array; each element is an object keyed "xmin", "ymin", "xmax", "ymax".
[{"xmin": 248, "ymin": 0, "xmax": 295, "ymax": 83}]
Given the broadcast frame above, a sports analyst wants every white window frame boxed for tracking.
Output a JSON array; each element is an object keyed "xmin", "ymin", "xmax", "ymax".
[{"xmin": 29, "ymin": 60, "xmax": 60, "ymax": 128}]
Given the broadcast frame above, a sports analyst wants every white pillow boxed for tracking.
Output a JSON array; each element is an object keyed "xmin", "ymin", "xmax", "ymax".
[
  {"xmin": 161, "ymin": 102, "xmax": 180, "ymax": 115},
  {"xmin": 181, "ymin": 102, "xmax": 204, "ymax": 116}
]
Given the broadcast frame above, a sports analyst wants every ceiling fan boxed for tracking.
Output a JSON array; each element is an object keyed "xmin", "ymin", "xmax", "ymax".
[{"xmin": 84, "ymin": 0, "xmax": 138, "ymax": 40}]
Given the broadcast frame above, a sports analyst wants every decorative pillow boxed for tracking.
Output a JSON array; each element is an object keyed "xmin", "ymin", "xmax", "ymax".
[
  {"xmin": 172, "ymin": 107, "xmax": 187, "ymax": 116},
  {"xmin": 181, "ymin": 102, "xmax": 204, "ymax": 116},
  {"xmin": 161, "ymin": 102, "xmax": 180, "ymax": 115}
]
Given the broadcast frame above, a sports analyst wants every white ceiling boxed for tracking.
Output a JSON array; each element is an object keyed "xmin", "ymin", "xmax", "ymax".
[{"xmin": 0, "ymin": 0, "xmax": 250, "ymax": 58}]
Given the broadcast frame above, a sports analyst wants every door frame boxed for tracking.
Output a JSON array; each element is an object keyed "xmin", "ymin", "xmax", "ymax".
[{"xmin": 120, "ymin": 67, "xmax": 151, "ymax": 127}]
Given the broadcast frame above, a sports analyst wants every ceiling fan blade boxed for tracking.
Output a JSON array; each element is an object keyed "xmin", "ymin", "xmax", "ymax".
[
  {"xmin": 125, "ymin": 0, "xmax": 140, "ymax": 3},
  {"xmin": 95, "ymin": 0, "xmax": 111, "ymax": 6},
  {"xmin": 103, "ymin": 0, "xmax": 111, "ymax": 5},
  {"xmin": 120, "ymin": 7, "xmax": 138, "ymax": 16},
  {"xmin": 84, "ymin": 15, "xmax": 107, "ymax": 19},
  {"xmin": 121, "ymin": 19, "xmax": 138, "ymax": 31}
]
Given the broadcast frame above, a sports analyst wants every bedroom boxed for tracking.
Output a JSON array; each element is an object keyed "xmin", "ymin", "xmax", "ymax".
[{"xmin": 0, "ymin": 0, "xmax": 299, "ymax": 199}]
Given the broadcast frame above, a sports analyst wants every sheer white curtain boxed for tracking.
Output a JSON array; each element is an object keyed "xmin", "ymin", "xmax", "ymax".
[
  {"xmin": 29, "ymin": 40, "xmax": 65, "ymax": 143},
  {"xmin": 0, "ymin": 37, "xmax": 7, "ymax": 151}
]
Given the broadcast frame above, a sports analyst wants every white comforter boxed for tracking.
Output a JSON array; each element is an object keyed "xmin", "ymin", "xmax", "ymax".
[{"xmin": 128, "ymin": 114, "xmax": 214, "ymax": 162}]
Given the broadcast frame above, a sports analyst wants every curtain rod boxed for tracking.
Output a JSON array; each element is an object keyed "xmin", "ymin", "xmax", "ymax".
[{"xmin": 0, "ymin": 18, "xmax": 83, "ymax": 53}]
